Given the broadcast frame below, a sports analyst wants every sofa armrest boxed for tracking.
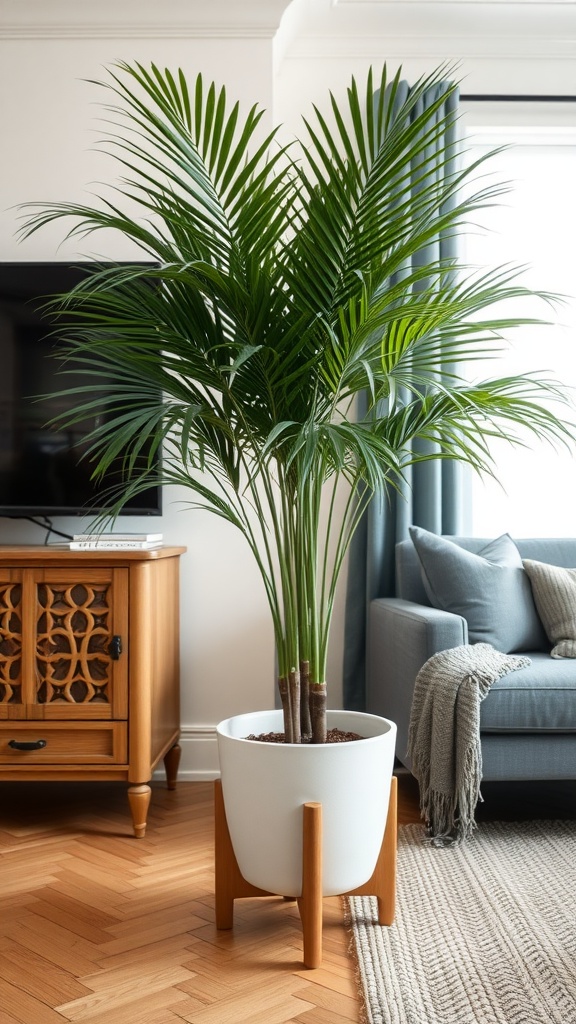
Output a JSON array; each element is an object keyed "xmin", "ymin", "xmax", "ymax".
[{"xmin": 366, "ymin": 598, "xmax": 468, "ymax": 769}]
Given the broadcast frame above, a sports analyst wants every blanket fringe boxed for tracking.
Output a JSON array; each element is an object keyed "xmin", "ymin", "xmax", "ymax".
[{"xmin": 408, "ymin": 644, "xmax": 531, "ymax": 844}]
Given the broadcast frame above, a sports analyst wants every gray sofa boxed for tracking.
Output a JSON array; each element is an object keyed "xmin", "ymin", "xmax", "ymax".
[{"xmin": 366, "ymin": 534, "xmax": 576, "ymax": 781}]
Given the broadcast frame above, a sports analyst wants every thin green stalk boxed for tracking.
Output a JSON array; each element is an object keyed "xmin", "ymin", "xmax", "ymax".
[{"xmin": 18, "ymin": 60, "xmax": 575, "ymax": 747}]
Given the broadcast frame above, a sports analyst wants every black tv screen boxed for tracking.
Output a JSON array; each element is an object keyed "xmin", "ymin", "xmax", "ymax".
[{"xmin": 0, "ymin": 262, "xmax": 162, "ymax": 517}]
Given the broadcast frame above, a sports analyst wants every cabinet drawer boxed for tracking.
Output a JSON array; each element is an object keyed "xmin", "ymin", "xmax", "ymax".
[{"xmin": 0, "ymin": 722, "xmax": 127, "ymax": 764}]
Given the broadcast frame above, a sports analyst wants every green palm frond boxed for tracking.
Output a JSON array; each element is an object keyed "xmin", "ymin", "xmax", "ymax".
[{"xmin": 18, "ymin": 60, "xmax": 575, "ymax": 741}]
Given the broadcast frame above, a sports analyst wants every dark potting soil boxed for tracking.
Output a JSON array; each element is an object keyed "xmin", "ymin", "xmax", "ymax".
[{"xmin": 244, "ymin": 728, "xmax": 362, "ymax": 743}]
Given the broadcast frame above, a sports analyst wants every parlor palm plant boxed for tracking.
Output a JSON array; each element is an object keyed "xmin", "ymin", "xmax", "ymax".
[{"xmin": 21, "ymin": 62, "xmax": 571, "ymax": 744}]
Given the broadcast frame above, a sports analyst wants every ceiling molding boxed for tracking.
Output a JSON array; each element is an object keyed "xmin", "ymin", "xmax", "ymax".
[
  {"xmin": 327, "ymin": 0, "xmax": 576, "ymax": 28},
  {"xmin": 286, "ymin": 33, "xmax": 575, "ymax": 61},
  {"xmin": 335, "ymin": 1, "xmax": 576, "ymax": 4},
  {"xmin": 281, "ymin": 0, "xmax": 576, "ymax": 58},
  {"xmin": 1, "ymin": 25, "xmax": 278, "ymax": 41},
  {"xmin": 0, "ymin": 0, "xmax": 293, "ymax": 40}
]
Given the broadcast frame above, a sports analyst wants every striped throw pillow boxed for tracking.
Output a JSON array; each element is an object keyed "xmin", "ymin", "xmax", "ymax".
[{"xmin": 523, "ymin": 559, "xmax": 576, "ymax": 659}]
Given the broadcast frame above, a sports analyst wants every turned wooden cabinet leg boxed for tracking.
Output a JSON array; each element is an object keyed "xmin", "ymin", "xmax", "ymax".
[
  {"xmin": 163, "ymin": 742, "xmax": 181, "ymax": 790},
  {"xmin": 128, "ymin": 783, "xmax": 152, "ymax": 838}
]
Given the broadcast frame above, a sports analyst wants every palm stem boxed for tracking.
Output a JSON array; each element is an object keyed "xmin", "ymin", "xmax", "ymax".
[{"xmin": 17, "ymin": 60, "xmax": 574, "ymax": 744}]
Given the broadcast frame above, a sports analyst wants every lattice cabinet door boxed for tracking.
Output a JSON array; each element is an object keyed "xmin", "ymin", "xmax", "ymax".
[
  {"xmin": 0, "ymin": 567, "xmax": 129, "ymax": 721},
  {"xmin": 0, "ymin": 569, "xmax": 23, "ymax": 712}
]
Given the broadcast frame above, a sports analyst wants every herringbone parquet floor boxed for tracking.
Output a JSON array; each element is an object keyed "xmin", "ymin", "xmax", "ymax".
[
  {"xmin": 2, "ymin": 772, "xmax": 573, "ymax": 1024},
  {"xmin": 1, "ymin": 775, "xmax": 417, "ymax": 1024}
]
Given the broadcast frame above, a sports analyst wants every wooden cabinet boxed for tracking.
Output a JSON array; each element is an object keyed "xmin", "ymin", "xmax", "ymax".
[{"xmin": 0, "ymin": 545, "xmax": 185, "ymax": 837}]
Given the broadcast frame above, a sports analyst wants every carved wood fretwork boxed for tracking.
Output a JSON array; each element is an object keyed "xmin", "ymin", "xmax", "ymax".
[
  {"xmin": 0, "ymin": 546, "xmax": 183, "ymax": 837},
  {"xmin": 0, "ymin": 583, "xmax": 22, "ymax": 704},
  {"xmin": 36, "ymin": 583, "xmax": 113, "ymax": 705}
]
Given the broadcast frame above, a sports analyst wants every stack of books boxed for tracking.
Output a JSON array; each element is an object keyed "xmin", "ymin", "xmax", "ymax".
[{"xmin": 69, "ymin": 532, "xmax": 164, "ymax": 550}]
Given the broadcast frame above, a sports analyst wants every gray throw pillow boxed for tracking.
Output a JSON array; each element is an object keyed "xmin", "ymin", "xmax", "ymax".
[
  {"xmin": 409, "ymin": 526, "xmax": 547, "ymax": 654},
  {"xmin": 523, "ymin": 559, "xmax": 576, "ymax": 658}
]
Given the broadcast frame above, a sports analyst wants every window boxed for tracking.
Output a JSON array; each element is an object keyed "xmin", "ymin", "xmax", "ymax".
[{"xmin": 461, "ymin": 106, "xmax": 576, "ymax": 537}]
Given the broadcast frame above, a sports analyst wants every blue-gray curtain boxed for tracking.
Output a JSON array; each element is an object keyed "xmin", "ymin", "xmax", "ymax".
[{"xmin": 343, "ymin": 78, "xmax": 465, "ymax": 711}]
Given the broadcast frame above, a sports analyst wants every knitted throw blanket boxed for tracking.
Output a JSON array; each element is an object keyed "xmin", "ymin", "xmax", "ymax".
[{"xmin": 407, "ymin": 643, "xmax": 531, "ymax": 845}]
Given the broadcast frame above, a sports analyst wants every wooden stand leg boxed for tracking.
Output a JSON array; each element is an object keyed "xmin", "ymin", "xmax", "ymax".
[
  {"xmin": 345, "ymin": 775, "xmax": 397, "ymax": 925},
  {"xmin": 298, "ymin": 802, "xmax": 323, "ymax": 969},
  {"xmin": 214, "ymin": 780, "xmax": 272, "ymax": 930},
  {"xmin": 213, "ymin": 777, "xmax": 397, "ymax": 967},
  {"xmin": 163, "ymin": 742, "xmax": 181, "ymax": 790},
  {"xmin": 128, "ymin": 783, "xmax": 152, "ymax": 839}
]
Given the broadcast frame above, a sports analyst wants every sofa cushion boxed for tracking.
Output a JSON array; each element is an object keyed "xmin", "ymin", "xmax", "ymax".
[
  {"xmin": 523, "ymin": 559, "xmax": 576, "ymax": 658},
  {"xmin": 409, "ymin": 526, "xmax": 547, "ymax": 654},
  {"xmin": 481, "ymin": 652, "xmax": 576, "ymax": 731}
]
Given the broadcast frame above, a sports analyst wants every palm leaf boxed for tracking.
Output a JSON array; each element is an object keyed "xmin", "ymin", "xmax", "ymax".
[{"xmin": 18, "ymin": 61, "xmax": 575, "ymax": 739}]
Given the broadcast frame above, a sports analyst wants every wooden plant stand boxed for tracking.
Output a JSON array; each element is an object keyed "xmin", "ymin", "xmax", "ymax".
[{"xmin": 214, "ymin": 775, "xmax": 397, "ymax": 969}]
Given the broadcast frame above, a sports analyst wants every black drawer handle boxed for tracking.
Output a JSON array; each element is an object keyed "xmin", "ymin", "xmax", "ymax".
[{"xmin": 8, "ymin": 739, "xmax": 47, "ymax": 751}]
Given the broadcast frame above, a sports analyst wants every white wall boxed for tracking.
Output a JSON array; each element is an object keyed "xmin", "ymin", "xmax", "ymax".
[
  {"xmin": 0, "ymin": 0, "xmax": 290, "ymax": 778},
  {"xmin": 1, "ymin": 0, "xmax": 574, "ymax": 776}
]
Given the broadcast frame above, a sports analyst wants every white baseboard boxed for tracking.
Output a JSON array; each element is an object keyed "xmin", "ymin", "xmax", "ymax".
[{"xmin": 153, "ymin": 724, "xmax": 221, "ymax": 782}]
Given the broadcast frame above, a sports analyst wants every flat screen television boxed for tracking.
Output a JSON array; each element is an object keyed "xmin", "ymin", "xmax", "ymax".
[{"xmin": 0, "ymin": 262, "xmax": 162, "ymax": 518}]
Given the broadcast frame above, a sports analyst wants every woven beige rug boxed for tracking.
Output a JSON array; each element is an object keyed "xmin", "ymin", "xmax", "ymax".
[{"xmin": 347, "ymin": 820, "xmax": 576, "ymax": 1024}]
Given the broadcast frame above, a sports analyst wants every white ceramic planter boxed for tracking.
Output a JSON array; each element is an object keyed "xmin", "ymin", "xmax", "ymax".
[{"xmin": 216, "ymin": 708, "xmax": 397, "ymax": 898}]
